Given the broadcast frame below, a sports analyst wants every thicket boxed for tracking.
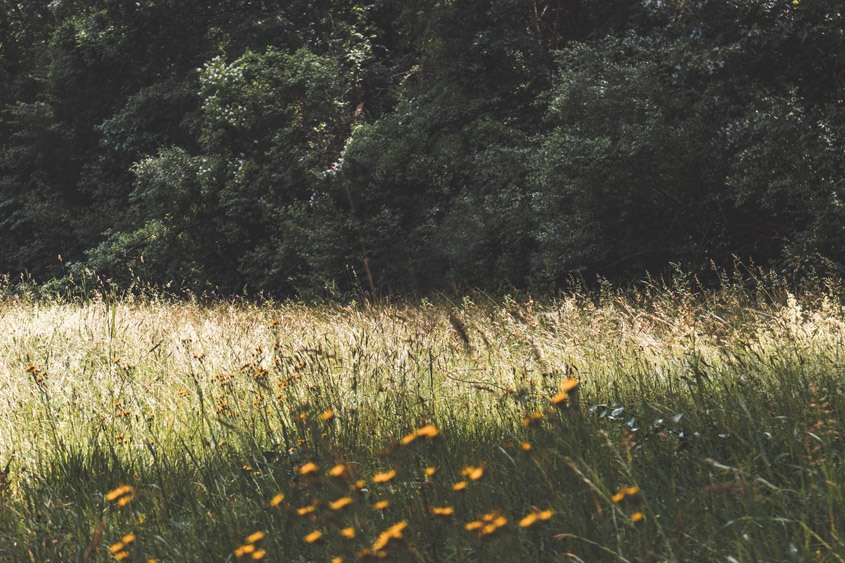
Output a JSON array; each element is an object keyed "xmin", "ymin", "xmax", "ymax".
[{"xmin": 1, "ymin": 1, "xmax": 844, "ymax": 296}]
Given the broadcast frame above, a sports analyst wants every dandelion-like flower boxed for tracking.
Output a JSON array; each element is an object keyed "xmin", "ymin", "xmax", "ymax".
[
  {"xmin": 297, "ymin": 504, "xmax": 317, "ymax": 516},
  {"xmin": 466, "ymin": 511, "xmax": 508, "ymax": 538},
  {"xmin": 340, "ymin": 527, "xmax": 356, "ymax": 539},
  {"xmin": 245, "ymin": 531, "xmax": 265, "ymax": 544},
  {"xmin": 399, "ymin": 431, "xmax": 418, "ymax": 446},
  {"xmin": 400, "ymin": 424, "xmax": 440, "ymax": 446},
  {"xmin": 235, "ymin": 530, "xmax": 267, "ymax": 558},
  {"xmin": 372, "ymin": 521, "xmax": 408, "ymax": 552},
  {"xmin": 105, "ymin": 485, "xmax": 136, "ymax": 507},
  {"xmin": 304, "ymin": 530, "xmax": 322, "ymax": 544},
  {"xmin": 519, "ymin": 508, "xmax": 554, "ymax": 527},
  {"xmin": 328, "ymin": 497, "xmax": 353, "ymax": 510},
  {"xmin": 612, "ymin": 485, "xmax": 640, "ymax": 504},
  {"xmin": 373, "ymin": 469, "xmax": 397, "ymax": 484},
  {"xmin": 374, "ymin": 499, "xmax": 390, "ymax": 510},
  {"xmin": 328, "ymin": 464, "xmax": 348, "ymax": 478},
  {"xmin": 452, "ymin": 481, "xmax": 468, "ymax": 491},
  {"xmin": 298, "ymin": 462, "xmax": 319, "ymax": 476},
  {"xmin": 519, "ymin": 513, "xmax": 538, "ymax": 528},
  {"xmin": 561, "ymin": 377, "xmax": 579, "ymax": 393},
  {"xmin": 417, "ymin": 424, "xmax": 440, "ymax": 438},
  {"xmin": 109, "ymin": 532, "xmax": 135, "ymax": 560},
  {"xmin": 234, "ymin": 544, "xmax": 256, "ymax": 557},
  {"xmin": 431, "ymin": 506, "xmax": 454, "ymax": 516},
  {"xmin": 631, "ymin": 511, "xmax": 645, "ymax": 525},
  {"xmin": 550, "ymin": 391, "xmax": 568, "ymax": 406},
  {"xmin": 461, "ymin": 465, "xmax": 485, "ymax": 481},
  {"xmin": 320, "ymin": 409, "xmax": 335, "ymax": 422},
  {"xmin": 521, "ymin": 411, "xmax": 543, "ymax": 426},
  {"xmin": 269, "ymin": 493, "xmax": 284, "ymax": 507}
]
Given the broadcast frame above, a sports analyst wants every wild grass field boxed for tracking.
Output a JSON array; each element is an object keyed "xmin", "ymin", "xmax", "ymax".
[{"xmin": 1, "ymin": 273, "xmax": 844, "ymax": 562}]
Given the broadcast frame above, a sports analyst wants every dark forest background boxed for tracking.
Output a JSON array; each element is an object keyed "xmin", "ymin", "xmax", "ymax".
[{"xmin": 1, "ymin": 0, "xmax": 844, "ymax": 296}]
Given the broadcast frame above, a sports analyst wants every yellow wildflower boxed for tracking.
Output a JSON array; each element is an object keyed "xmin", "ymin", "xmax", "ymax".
[
  {"xmin": 465, "ymin": 521, "xmax": 483, "ymax": 531},
  {"xmin": 431, "ymin": 506, "xmax": 454, "ymax": 516},
  {"xmin": 399, "ymin": 431, "xmax": 418, "ymax": 446},
  {"xmin": 372, "ymin": 521, "xmax": 408, "ymax": 551},
  {"xmin": 105, "ymin": 485, "xmax": 135, "ymax": 503},
  {"xmin": 461, "ymin": 465, "xmax": 485, "ymax": 480},
  {"xmin": 298, "ymin": 462, "xmax": 319, "ymax": 476},
  {"xmin": 416, "ymin": 424, "xmax": 440, "ymax": 438},
  {"xmin": 519, "ymin": 513, "xmax": 538, "ymax": 528},
  {"xmin": 550, "ymin": 391, "xmax": 568, "ymax": 406},
  {"xmin": 561, "ymin": 377, "xmax": 579, "ymax": 393},
  {"xmin": 109, "ymin": 542, "xmax": 126, "ymax": 554},
  {"xmin": 245, "ymin": 531, "xmax": 265, "ymax": 544},
  {"xmin": 521, "ymin": 411, "xmax": 543, "ymax": 426},
  {"xmin": 328, "ymin": 497, "xmax": 353, "ymax": 510},
  {"xmin": 631, "ymin": 511, "xmax": 646, "ymax": 525},
  {"xmin": 303, "ymin": 530, "xmax": 322, "ymax": 544},
  {"xmin": 373, "ymin": 469, "xmax": 397, "ymax": 483},
  {"xmin": 297, "ymin": 504, "xmax": 317, "ymax": 516},
  {"xmin": 328, "ymin": 464, "xmax": 348, "ymax": 478}
]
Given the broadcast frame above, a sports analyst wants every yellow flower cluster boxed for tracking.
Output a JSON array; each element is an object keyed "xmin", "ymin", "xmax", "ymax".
[
  {"xmin": 372, "ymin": 520, "xmax": 408, "ymax": 552},
  {"xmin": 372, "ymin": 469, "xmax": 397, "ymax": 484},
  {"xmin": 465, "ymin": 510, "xmax": 508, "ymax": 538},
  {"xmin": 399, "ymin": 424, "xmax": 440, "ymax": 445},
  {"xmin": 431, "ymin": 506, "xmax": 455, "ymax": 516},
  {"xmin": 108, "ymin": 533, "xmax": 135, "ymax": 560},
  {"xmin": 105, "ymin": 485, "xmax": 136, "ymax": 507},
  {"xmin": 518, "ymin": 508, "xmax": 554, "ymax": 528},
  {"xmin": 611, "ymin": 485, "xmax": 645, "ymax": 525},
  {"xmin": 522, "ymin": 378, "xmax": 580, "ymax": 424},
  {"xmin": 611, "ymin": 485, "xmax": 640, "ymax": 504},
  {"xmin": 234, "ymin": 530, "xmax": 266, "ymax": 559}
]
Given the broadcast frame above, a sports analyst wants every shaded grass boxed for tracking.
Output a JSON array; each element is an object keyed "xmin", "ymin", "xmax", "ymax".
[{"xmin": 1, "ymin": 277, "xmax": 844, "ymax": 561}]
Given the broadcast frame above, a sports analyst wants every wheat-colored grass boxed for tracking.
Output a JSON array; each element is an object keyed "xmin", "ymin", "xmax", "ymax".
[{"xmin": 1, "ymin": 278, "xmax": 844, "ymax": 560}]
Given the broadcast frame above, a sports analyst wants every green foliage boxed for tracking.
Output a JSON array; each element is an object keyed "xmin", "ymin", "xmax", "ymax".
[
  {"xmin": 722, "ymin": 95, "xmax": 845, "ymax": 269},
  {"xmin": 1, "ymin": 0, "xmax": 844, "ymax": 293},
  {"xmin": 532, "ymin": 37, "xmax": 730, "ymax": 282},
  {"xmin": 85, "ymin": 47, "xmax": 354, "ymax": 292}
]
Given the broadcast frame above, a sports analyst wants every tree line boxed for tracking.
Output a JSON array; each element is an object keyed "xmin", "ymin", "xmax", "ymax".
[{"xmin": 1, "ymin": 0, "xmax": 844, "ymax": 296}]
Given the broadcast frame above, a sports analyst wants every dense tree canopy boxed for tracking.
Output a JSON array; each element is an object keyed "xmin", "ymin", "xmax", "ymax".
[{"xmin": 1, "ymin": 0, "xmax": 843, "ymax": 295}]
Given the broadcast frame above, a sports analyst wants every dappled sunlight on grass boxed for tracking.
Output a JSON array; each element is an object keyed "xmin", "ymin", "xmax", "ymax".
[{"xmin": 1, "ymin": 277, "xmax": 845, "ymax": 559}]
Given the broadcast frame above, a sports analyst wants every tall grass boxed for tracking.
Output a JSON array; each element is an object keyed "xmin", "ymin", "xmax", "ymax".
[{"xmin": 0, "ymin": 275, "xmax": 844, "ymax": 561}]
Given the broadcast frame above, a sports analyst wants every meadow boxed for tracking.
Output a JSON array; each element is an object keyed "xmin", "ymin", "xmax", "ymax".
[{"xmin": 1, "ymin": 273, "xmax": 844, "ymax": 562}]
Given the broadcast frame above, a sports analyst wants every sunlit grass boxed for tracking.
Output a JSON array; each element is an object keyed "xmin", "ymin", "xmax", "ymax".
[{"xmin": 1, "ymin": 273, "xmax": 844, "ymax": 560}]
